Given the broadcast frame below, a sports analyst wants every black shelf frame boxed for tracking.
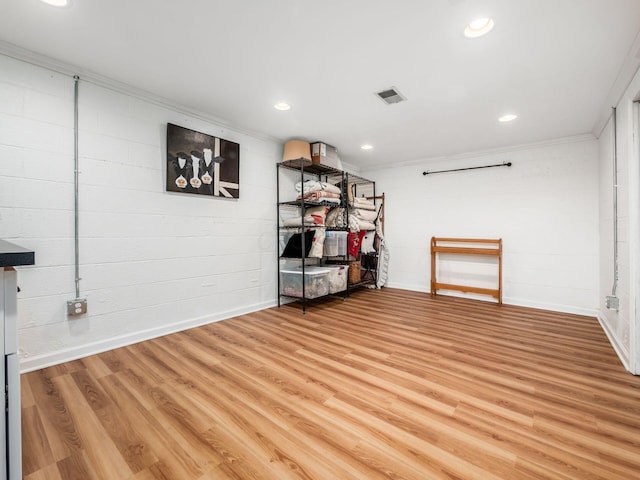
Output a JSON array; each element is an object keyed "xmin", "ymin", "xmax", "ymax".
[
  {"xmin": 344, "ymin": 172, "xmax": 378, "ymax": 291},
  {"xmin": 277, "ymin": 160, "xmax": 379, "ymax": 312},
  {"xmin": 277, "ymin": 160, "xmax": 347, "ymax": 312}
]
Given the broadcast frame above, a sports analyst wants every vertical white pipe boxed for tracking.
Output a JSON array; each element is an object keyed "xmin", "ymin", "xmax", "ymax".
[
  {"xmin": 73, "ymin": 75, "xmax": 80, "ymax": 299},
  {"xmin": 610, "ymin": 107, "xmax": 619, "ymax": 299}
]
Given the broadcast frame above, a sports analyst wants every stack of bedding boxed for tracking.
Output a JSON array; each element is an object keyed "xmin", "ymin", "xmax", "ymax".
[
  {"xmin": 282, "ymin": 216, "xmax": 315, "ymax": 227},
  {"xmin": 280, "ymin": 204, "xmax": 331, "ymax": 259},
  {"xmin": 349, "ymin": 207, "xmax": 377, "ymax": 231},
  {"xmin": 350, "ymin": 196, "xmax": 376, "ymax": 210},
  {"xmin": 281, "ymin": 205, "xmax": 330, "ymax": 227},
  {"xmin": 325, "ymin": 207, "xmax": 347, "ymax": 228},
  {"xmin": 282, "ymin": 180, "xmax": 381, "ymax": 259},
  {"xmin": 296, "ymin": 180, "xmax": 342, "ymax": 204},
  {"xmin": 347, "ymin": 197, "xmax": 378, "ymax": 257}
]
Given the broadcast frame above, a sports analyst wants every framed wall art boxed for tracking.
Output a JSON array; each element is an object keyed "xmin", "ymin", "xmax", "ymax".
[{"xmin": 166, "ymin": 123, "xmax": 240, "ymax": 198}]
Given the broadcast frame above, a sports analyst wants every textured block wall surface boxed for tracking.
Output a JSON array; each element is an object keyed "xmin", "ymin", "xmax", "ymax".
[
  {"xmin": 0, "ymin": 54, "xmax": 280, "ymax": 371},
  {"xmin": 363, "ymin": 137, "xmax": 600, "ymax": 316}
]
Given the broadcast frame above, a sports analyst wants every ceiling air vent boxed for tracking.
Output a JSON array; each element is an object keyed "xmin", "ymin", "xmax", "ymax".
[{"xmin": 376, "ymin": 87, "xmax": 406, "ymax": 105}]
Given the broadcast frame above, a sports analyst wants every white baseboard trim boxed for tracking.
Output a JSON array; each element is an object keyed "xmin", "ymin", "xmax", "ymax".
[
  {"xmin": 385, "ymin": 282, "xmax": 598, "ymax": 317},
  {"xmin": 19, "ymin": 287, "xmax": 607, "ymax": 372},
  {"xmin": 20, "ymin": 300, "xmax": 277, "ymax": 373},
  {"xmin": 502, "ymin": 297, "xmax": 598, "ymax": 318},
  {"xmin": 596, "ymin": 313, "xmax": 631, "ymax": 372},
  {"xmin": 387, "ymin": 282, "xmax": 430, "ymax": 293}
]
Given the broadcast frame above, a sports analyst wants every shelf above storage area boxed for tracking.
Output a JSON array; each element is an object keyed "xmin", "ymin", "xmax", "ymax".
[{"xmin": 278, "ymin": 200, "xmax": 345, "ymax": 208}]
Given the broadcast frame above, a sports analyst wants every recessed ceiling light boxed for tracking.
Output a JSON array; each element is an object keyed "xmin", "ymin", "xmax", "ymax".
[
  {"xmin": 498, "ymin": 114, "xmax": 518, "ymax": 122},
  {"xmin": 40, "ymin": 0, "xmax": 71, "ymax": 7},
  {"xmin": 361, "ymin": 144, "xmax": 373, "ymax": 150},
  {"xmin": 464, "ymin": 17, "xmax": 494, "ymax": 38},
  {"xmin": 274, "ymin": 102, "xmax": 291, "ymax": 111}
]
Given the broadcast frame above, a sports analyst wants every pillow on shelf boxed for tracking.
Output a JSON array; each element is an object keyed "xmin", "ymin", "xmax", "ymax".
[
  {"xmin": 308, "ymin": 228, "xmax": 326, "ymax": 258},
  {"xmin": 325, "ymin": 207, "xmax": 347, "ymax": 228},
  {"xmin": 360, "ymin": 231, "xmax": 376, "ymax": 254},
  {"xmin": 281, "ymin": 230, "xmax": 315, "ymax": 258},
  {"xmin": 305, "ymin": 205, "xmax": 330, "ymax": 225},
  {"xmin": 351, "ymin": 208, "xmax": 378, "ymax": 222},
  {"xmin": 347, "ymin": 230, "xmax": 367, "ymax": 257}
]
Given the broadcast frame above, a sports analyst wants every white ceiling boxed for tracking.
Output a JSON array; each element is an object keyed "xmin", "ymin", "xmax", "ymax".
[{"xmin": 2, "ymin": 0, "xmax": 640, "ymax": 169}]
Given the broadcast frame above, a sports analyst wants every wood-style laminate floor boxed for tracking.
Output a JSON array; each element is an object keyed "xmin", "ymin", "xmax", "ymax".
[{"xmin": 21, "ymin": 288, "xmax": 640, "ymax": 480}]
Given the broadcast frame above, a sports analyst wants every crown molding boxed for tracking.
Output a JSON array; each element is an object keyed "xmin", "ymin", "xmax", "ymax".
[
  {"xmin": 0, "ymin": 40, "xmax": 280, "ymax": 144},
  {"xmin": 592, "ymin": 29, "xmax": 640, "ymax": 138},
  {"xmin": 362, "ymin": 133, "xmax": 596, "ymax": 172}
]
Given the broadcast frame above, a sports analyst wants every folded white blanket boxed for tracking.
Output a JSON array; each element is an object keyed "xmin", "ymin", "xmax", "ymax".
[
  {"xmin": 309, "ymin": 197, "xmax": 341, "ymax": 205},
  {"xmin": 296, "ymin": 180, "xmax": 342, "ymax": 195},
  {"xmin": 350, "ymin": 197, "xmax": 376, "ymax": 211},
  {"xmin": 283, "ymin": 216, "xmax": 315, "ymax": 226},
  {"xmin": 349, "ymin": 215, "xmax": 376, "ymax": 232},
  {"xmin": 297, "ymin": 191, "xmax": 341, "ymax": 202},
  {"xmin": 325, "ymin": 208, "xmax": 347, "ymax": 228},
  {"xmin": 351, "ymin": 208, "xmax": 378, "ymax": 222}
]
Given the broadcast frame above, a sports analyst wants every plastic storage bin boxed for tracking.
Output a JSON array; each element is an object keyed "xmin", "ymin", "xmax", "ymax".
[
  {"xmin": 324, "ymin": 231, "xmax": 348, "ymax": 257},
  {"xmin": 323, "ymin": 264, "xmax": 348, "ymax": 293},
  {"xmin": 280, "ymin": 266, "xmax": 330, "ymax": 299}
]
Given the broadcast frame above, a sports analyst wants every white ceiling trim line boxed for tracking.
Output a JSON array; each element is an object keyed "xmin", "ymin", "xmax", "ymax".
[
  {"xmin": 0, "ymin": 39, "xmax": 281, "ymax": 145},
  {"xmin": 592, "ymin": 29, "xmax": 640, "ymax": 138},
  {"xmin": 362, "ymin": 134, "xmax": 596, "ymax": 173}
]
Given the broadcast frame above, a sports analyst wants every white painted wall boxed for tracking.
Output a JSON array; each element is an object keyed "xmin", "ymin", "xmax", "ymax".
[
  {"xmin": 597, "ymin": 66, "xmax": 640, "ymax": 373},
  {"xmin": 0, "ymin": 48, "xmax": 625, "ymax": 372},
  {"xmin": 0, "ymin": 54, "xmax": 280, "ymax": 372},
  {"xmin": 361, "ymin": 137, "xmax": 600, "ymax": 316}
]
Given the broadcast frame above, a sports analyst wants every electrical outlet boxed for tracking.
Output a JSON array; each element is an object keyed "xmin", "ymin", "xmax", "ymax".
[
  {"xmin": 67, "ymin": 298, "xmax": 87, "ymax": 316},
  {"xmin": 606, "ymin": 295, "xmax": 619, "ymax": 311}
]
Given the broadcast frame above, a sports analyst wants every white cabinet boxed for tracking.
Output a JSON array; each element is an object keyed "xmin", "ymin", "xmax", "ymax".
[{"xmin": 0, "ymin": 240, "xmax": 34, "ymax": 480}]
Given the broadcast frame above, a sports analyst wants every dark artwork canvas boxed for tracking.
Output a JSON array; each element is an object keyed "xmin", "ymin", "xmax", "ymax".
[{"xmin": 166, "ymin": 123, "xmax": 240, "ymax": 198}]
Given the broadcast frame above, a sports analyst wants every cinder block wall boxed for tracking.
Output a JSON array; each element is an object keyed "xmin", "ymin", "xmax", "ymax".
[
  {"xmin": 362, "ymin": 137, "xmax": 600, "ymax": 316},
  {"xmin": 0, "ymin": 54, "xmax": 280, "ymax": 371}
]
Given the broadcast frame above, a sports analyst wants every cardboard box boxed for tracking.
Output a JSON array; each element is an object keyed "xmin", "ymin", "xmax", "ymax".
[{"xmin": 311, "ymin": 142, "xmax": 342, "ymax": 169}]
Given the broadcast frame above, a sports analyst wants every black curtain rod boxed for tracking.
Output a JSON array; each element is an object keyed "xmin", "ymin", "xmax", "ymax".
[{"xmin": 423, "ymin": 161, "xmax": 512, "ymax": 176}]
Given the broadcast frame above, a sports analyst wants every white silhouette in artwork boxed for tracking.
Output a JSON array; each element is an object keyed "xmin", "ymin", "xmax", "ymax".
[
  {"xmin": 175, "ymin": 153, "xmax": 188, "ymax": 189},
  {"xmin": 190, "ymin": 151, "xmax": 202, "ymax": 188},
  {"xmin": 201, "ymin": 148, "xmax": 213, "ymax": 185}
]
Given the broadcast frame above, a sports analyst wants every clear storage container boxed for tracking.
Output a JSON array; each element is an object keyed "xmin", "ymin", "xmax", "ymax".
[
  {"xmin": 324, "ymin": 231, "xmax": 348, "ymax": 257},
  {"xmin": 323, "ymin": 264, "xmax": 348, "ymax": 293},
  {"xmin": 280, "ymin": 266, "xmax": 330, "ymax": 299}
]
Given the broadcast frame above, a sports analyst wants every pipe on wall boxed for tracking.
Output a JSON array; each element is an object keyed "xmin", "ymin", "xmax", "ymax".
[
  {"xmin": 608, "ymin": 106, "xmax": 619, "ymax": 310},
  {"xmin": 73, "ymin": 75, "xmax": 81, "ymax": 299}
]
